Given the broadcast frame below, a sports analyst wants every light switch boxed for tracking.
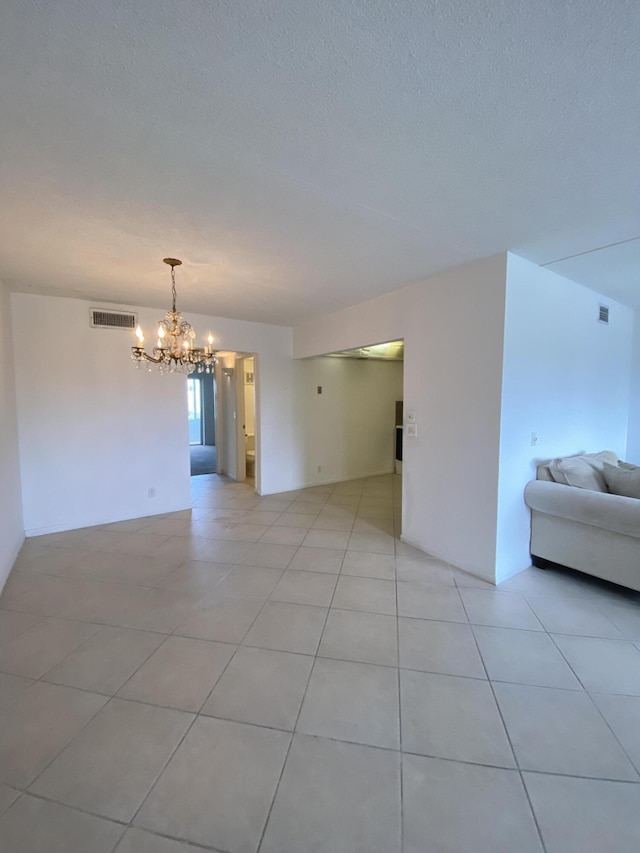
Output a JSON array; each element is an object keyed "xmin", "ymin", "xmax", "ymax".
[
  {"xmin": 406, "ymin": 423, "xmax": 418, "ymax": 437},
  {"xmin": 407, "ymin": 411, "xmax": 416, "ymax": 423}
]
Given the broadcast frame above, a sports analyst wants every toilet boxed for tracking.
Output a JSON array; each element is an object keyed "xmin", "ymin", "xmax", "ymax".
[{"xmin": 245, "ymin": 434, "xmax": 255, "ymax": 477}]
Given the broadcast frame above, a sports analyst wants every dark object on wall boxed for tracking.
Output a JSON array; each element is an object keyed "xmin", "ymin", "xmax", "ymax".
[{"xmin": 396, "ymin": 426, "xmax": 403, "ymax": 462}]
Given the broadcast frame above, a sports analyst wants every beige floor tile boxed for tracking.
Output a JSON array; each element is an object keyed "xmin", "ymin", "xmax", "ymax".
[
  {"xmin": 259, "ymin": 526, "xmax": 308, "ymax": 546},
  {"xmin": 526, "ymin": 594, "xmax": 623, "ymax": 638},
  {"xmin": 0, "ymin": 784, "xmax": 19, "ymax": 817},
  {"xmin": 311, "ymin": 515, "xmax": 355, "ymax": 531},
  {"xmin": 302, "ymin": 528, "xmax": 350, "ymax": 549},
  {"xmin": 318, "ymin": 609, "xmax": 398, "ymax": 666},
  {"xmin": 270, "ymin": 570, "xmax": 337, "ymax": 607},
  {"xmin": 0, "ymin": 795, "xmax": 125, "ymax": 853},
  {"xmin": 238, "ymin": 542, "xmax": 297, "ymax": 569},
  {"xmin": 0, "ymin": 610, "xmax": 42, "ymax": 646},
  {"xmin": 135, "ymin": 716, "xmax": 289, "ymax": 852},
  {"xmin": 494, "ymin": 682, "xmax": 637, "ymax": 779},
  {"xmin": 473, "ymin": 625, "xmax": 582, "ymax": 689},
  {"xmin": 396, "ymin": 555, "xmax": 455, "ymax": 586},
  {"xmin": 0, "ymin": 672, "xmax": 33, "ymax": 702},
  {"xmin": 552, "ymin": 634, "xmax": 640, "ymax": 694},
  {"xmin": 0, "ymin": 681, "xmax": 108, "ymax": 787},
  {"xmin": 397, "ymin": 582, "xmax": 467, "ymax": 621},
  {"xmin": 244, "ymin": 601, "xmax": 328, "ymax": 654},
  {"xmin": 341, "ymin": 551, "xmax": 395, "ymax": 580},
  {"xmin": 591, "ymin": 692, "xmax": 640, "ymax": 771},
  {"xmin": 44, "ymin": 626, "xmax": 165, "ymax": 694},
  {"xmin": 0, "ymin": 617, "xmax": 99, "ymax": 679},
  {"xmin": 332, "ymin": 576, "xmax": 396, "ymax": 615},
  {"xmin": 403, "ymin": 755, "xmax": 543, "ymax": 853},
  {"xmin": 298, "ymin": 658, "xmax": 400, "ymax": 749},
  {"xmin": 261, "ymin": 734, "xmax": 401, "ymax": 853},
  {"xmin": 214, "ymin": 565, "xmax": 283, "ymax": 598},
  {"xmin": 114, "ymin": 827, "xmax": 200, "ymax": 853},
  {"xmin": 459, "ymin": 588, "xmax": 544, "ymax": 630},
  {"xmin": 287, "ymin": 546, "xmax": 345, "ymax": 574},
  {"xmin": 118, "ymin": 636, "xmax": 235, "ymax": 711},
  {"xmin": 348, "ymin": 532, "xmax": 395, "ymax": 554},
  {"xmin": 58, "ymin": 551, "xmax": 178, "ymax": 586},
  {"xmin": 157, "ymin": 560, "xmax": 233, "ymax": 594},
  {"xmin": 174, "ymin": 596, "xmax": 264, "ymax": 643},
  {"xmin": 401, "ymin": 670, "xmax": 514, "ymax": 766},
  {"xmin": 275, "ymin": 512, "xmax": 318, "ymax": 527},
  {"xmin": 524, "ymin": 772, "xmax": 640, "ymax": 853},
  {"xmin": 398, "ymin": 617, "xmax": 485, "ymax": 678},
  {"xmin": 31, "ymin": 698, "xmax": 193, "ymax": 822},
  {"xmin": 112, "ymin": 588, "xmax": 200, "ymax": 634},
  {"xmin": 152, "ymin": 536, "xmax": 251, "ymax": 564},
  {"xmin": 60, "ymin": 579, "xmax": 150, "ymax": 624},
  {"xmin": 202, "ymin": 646, "xmax": 313, "ymax": 729}
]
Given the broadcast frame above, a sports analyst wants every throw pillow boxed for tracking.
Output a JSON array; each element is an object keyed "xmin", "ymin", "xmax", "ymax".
[
  {"xmin": 582, "ymin": 450, "xmax": 618, "ymax": 471},
  {"xmin": 549, "ymin": 457, "xmax": 607, "ymax": 492},
  {"xmin": 603, "ymin": 462, "xmax": 640, "ymax": 499}
]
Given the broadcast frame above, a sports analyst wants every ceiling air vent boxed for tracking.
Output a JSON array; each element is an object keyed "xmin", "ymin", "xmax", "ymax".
[
  {"xmin": 598, "ymin": 305, "xmax": 610, "ymax": 325},
  {"xmin": 90, "ymin": 308, "xmax": 137, "ymax": 330}
]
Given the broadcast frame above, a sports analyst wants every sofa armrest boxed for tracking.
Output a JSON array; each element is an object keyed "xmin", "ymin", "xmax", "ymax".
[{"xmin": 524, "ymin": 480, "xmax": 640, "ymax": 540}]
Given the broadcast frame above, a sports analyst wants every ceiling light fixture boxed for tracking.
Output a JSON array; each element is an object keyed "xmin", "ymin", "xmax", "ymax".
[{"xmin": 131, "ymin": 258, "xmax": 217, "ymax": 374}]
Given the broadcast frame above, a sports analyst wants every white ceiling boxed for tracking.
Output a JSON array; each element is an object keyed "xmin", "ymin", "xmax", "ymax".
[{"xmin": 1, "ymin": 0, "xmax": 638, "ymax": 324}]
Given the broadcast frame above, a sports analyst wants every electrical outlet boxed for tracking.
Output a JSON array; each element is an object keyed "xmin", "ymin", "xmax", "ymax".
[
  {"xmin": 406, "ymin": 423, "xmax": 418, "ymax": 438},
  {"xmin": 317, "ymin": 386, "xmax": 322, "ymax": 394},
  {"xmin": 530, "ymin": 432, "xmax": 538, "ymax": 447},
  {"xmin": 147, "ymin": 487, "xmax": 156, "ymax": 498},
  {"xmin": 317, "ymin": 465, "xmax": 322, "ymax": 473}
]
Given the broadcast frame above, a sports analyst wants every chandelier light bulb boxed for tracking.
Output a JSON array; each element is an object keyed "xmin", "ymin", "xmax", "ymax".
[{"xmin": 158, "ymin": 326, "xmax": 166, "ymax": 338}]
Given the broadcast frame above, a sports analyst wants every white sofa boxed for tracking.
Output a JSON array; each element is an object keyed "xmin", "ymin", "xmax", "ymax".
[{"xmin": 524, "ymin": 454, "xmax": 640, "ymax": 592}]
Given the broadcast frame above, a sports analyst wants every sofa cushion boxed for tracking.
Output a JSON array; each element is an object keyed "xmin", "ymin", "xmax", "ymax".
[
  {"xmin": 549, "ymin": 457, "xmax": 606, "ymax": 492},
  {"xmin": 524, "ymin": 480, "xmax": 640, "ymax": 539},
  {"xmin": 603, "ymin": 462, "xmax": 640, "ymax": 499}
]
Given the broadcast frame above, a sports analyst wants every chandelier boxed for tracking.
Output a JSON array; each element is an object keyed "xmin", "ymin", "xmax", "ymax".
[{"xmin": 131, "ymin": 258, "xmax": 217, "ymax": 374}]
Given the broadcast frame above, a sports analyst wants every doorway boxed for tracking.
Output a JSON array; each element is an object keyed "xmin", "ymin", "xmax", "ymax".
[{"xmin": 188, "ymin": 374, "xmax": 217, "ymax": 476}]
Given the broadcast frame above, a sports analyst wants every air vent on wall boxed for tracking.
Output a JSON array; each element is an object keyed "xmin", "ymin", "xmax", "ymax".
[
  {"xmin": 598, "ymin": 305, "xmax": 610, "ymax": 325},
  {"xmin": 90, "ymin": 308, "xmax": 137, "ymax": 330}
]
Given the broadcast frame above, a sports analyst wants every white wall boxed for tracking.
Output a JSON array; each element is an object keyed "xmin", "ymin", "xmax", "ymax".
[
  {"xmin": 11, "ymin": 293, "xmax": 297, "ymax": 535},
  {"xmin": 626, "ymin": 315, "xmax": 640, "ymax": 464},
  {"xmin": 294, "ymin": 357, "xmax": 403, "ymax": 486},
  {"xmin": 294, "ymin": 255, "xmax": 507, "ymax": 581},
  {"xmin": 496, "ymin": 254, "xmax": 634, "ymax": 582},
  {"xmin": 0, "ymin": 282, "xmax": 24, "ymax": 589},
  {"xmin": 244, "ymin": 357, "xmax": 256, "ymax": 437}
]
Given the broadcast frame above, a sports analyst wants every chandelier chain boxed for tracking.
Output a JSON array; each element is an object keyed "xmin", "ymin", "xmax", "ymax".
[{"xmin": 171, "ymin": 266, "xmax": 177, "ymax": 313}]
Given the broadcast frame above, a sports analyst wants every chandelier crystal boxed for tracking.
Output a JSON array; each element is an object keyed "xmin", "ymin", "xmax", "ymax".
[{"xmin": 131, "ymin": 258, "xmax": 217, "ymax": 375}]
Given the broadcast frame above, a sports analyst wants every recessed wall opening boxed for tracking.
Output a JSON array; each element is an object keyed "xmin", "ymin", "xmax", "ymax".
[
  {"xmin": 188, "ymin": 351, "xmax": 259, "ymax": 492},
  {"xmin": 301, "ymin": 339, "xmax": 404, "ymax": 537}
]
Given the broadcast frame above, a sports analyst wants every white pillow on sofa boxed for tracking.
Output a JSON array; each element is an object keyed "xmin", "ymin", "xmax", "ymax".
[
  {"xmin": 603, "ymin": 462, "xmax": 640, "ymax": 499},
  {"xmin": 549, "ymin": 457, "xmax": 607, "ymax": 491}
]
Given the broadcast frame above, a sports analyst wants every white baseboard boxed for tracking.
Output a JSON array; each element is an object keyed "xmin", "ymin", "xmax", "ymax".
[
  {"xmin": 400, "ymin": 533, "xmax": 495, "ymax": 585},
  {"xmin": 0, "ymin": 532, "xmax": 25, "ymax": 595},
  {"xmin": 24, "ymin": 502, "xmax": 192, "ymax": 538},
  {"xmin": 266, "ymin": 468, "xmax": 397, "ymax": 495}
]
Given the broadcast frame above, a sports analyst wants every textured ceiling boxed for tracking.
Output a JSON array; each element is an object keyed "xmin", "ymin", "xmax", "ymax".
[{"xmin": 1, "ymin": 0, "xmax": 638, "ymax": 323}]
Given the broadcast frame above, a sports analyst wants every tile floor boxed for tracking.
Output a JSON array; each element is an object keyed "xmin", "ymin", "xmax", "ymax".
[{"xmin": 1, "ymin": 473, "xmax": 640, "ymax": 852}]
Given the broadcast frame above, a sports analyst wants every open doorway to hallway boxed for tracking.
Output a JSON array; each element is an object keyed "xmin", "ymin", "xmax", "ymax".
[
  {"xmin": 188, "ymin": 373, "xmax": 216, "ymax": 476},
  {"xmin": 187, "ymin": 352, "xmax": 258, "ymax": 489},
  {"xmin": 298, "ymin": 339, "xmax": 404, "ymax": 538}
]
